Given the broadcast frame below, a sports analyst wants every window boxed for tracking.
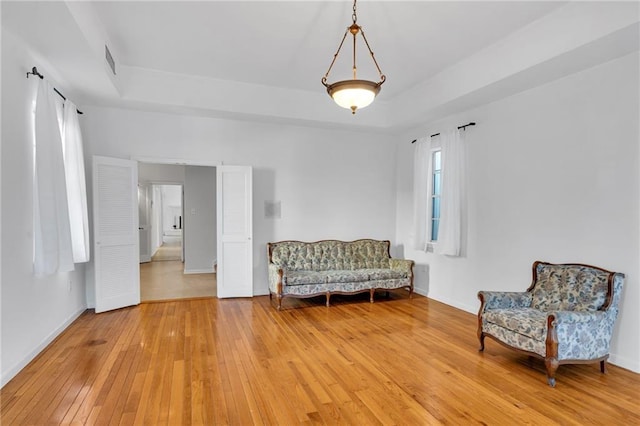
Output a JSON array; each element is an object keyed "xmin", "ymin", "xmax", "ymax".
[{"xmin": 430, "ymin": 150, "xmax": 441, "ymax": 242}]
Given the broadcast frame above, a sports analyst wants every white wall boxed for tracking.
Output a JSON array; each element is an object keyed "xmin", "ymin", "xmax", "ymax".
[
  {"xmin": 184, "ymin": 166, "xmax": 216, "ymax": 273},
  {"xmin": 81, "ymin": 107, "xmax": 398, "ymax": 296},
  {"xmin": 1, "ymin": 29, "xmax": 87, "ymax": 386},
  {"xmin": 395, "ymin": 52, "xmax": 640, "ymax": 372}
]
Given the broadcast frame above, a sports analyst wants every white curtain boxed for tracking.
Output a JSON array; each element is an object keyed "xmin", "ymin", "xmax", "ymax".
[
  {"xmin": 436, "ymin": 129, "xmax": 466, "ymax": 256},
  {"xmin": 411, "ymin": 137, "xmax": 432, "ymax": 251},
  {"xmin": 34, "ymin": 81, "xmax": 74, "ymax": 276},
  {"xmin": 62, "ymin": 100, "xmax": 90, "ymax": 263}
]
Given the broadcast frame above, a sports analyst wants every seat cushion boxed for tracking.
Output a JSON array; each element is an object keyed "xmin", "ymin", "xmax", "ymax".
[
  {"xmin": 363, "ymin": 268, "xmax": 407, "ymax": 280},
  {"xmin": 483, "ymin": 308, "xmax": 547, "ymax": 341},
  {"xmin": 324, "ymin": 270, "xmax": 371, "ymax": 284},
  {"xmin": 285, "ymin": 271, "xmax": 326, "ymax": 286}
]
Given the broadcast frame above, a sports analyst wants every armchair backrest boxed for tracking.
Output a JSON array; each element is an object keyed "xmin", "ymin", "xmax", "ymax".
[{"xmin": 527, "ymin": 261, "xmax": 623, "ymax": 312}]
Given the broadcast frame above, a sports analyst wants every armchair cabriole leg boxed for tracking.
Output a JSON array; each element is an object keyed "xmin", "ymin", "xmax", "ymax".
[
  {"xmin": 409, "ymin": 264, "xmax": 415, "ymax": 299},
  {"xmin": 545, "ymin": 315, "xmax": 559, "ymax": 387},
  {"xmin": 545, "ymin": 357, "xmax": 559, "ymax": 387},
  {"xmin": 477, "ymin": 293, "xmax": 486, "ymax": 352},
  {"xmin": 276, "ymin": 269, "xmax": 284, "ymax": 311}
]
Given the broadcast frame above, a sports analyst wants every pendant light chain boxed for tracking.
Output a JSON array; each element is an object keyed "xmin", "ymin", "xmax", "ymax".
[
  {"xmin": 352, "ymin": 0, "xmax": 359, "ymax": 80},
  {"xmin": 352, "ymin": 0, "xmax": 358, "ymax": 24}
]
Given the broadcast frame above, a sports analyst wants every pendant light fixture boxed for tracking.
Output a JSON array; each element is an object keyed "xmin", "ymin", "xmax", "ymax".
[{"xmin": 322, "ymin": 0, "xmax": 386, "ymax": 114}]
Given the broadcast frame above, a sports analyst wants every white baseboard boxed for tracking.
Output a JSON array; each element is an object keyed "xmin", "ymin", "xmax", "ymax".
[
  {"xmin": 413, "ymin": 286, "xmax": 429, "ymax": 298},
  {"xmin": 253, "ymin": 286, "xmax": 269, "ymax": 296},
  {"xmin": 183, "ymin": 268, "xmax": 215, "ymax": 274},
  {"xmin": 608, "ymin": 352, "xmax": 640, "ymax": 373},
  {"xmin": 414, "ymin": 287, "xmax": 476, "ymax": 314},
  {"xmin": 1, "ymin": 307, "xmax": 86, "ymax": 388}
]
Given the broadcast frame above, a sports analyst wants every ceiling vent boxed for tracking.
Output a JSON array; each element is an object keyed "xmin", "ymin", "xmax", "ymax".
[{"xmin": 105, "ymin": 45, "xmax": 116, "ymax": 75}]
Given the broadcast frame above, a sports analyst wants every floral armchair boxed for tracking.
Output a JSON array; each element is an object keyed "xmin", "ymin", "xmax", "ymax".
[{"xmin": 477, "ymin": 261, "xmax": 625, "ymax": 386}]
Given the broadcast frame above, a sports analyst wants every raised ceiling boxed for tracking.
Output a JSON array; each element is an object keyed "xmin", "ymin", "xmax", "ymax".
[
  {"xmin": 92, "ymin": 1, "xmax": 563, "ymax": 99},
  {"xmin": 2, "ymin": 1, "xmax": 638, "ymax": 131}
]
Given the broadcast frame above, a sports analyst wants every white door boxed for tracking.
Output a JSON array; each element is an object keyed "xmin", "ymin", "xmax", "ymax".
[
  {"xmin": 138, "ymin": 183, "xmax": 151, "ymax": 263},
  {"xmin": 216, "ymin": 166, "xmax": 253, "ymax": 298},
  {"xmin": 93, "ymin": 156, "xmax": 140, "ymax": 313}
]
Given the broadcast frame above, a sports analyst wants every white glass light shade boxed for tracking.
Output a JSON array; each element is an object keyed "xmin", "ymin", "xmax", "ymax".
[{"xmin": 326, "ymin": 80, "xmax": 381, "ymax": 113}]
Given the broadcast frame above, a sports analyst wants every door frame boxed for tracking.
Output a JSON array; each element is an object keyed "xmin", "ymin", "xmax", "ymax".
[{"xmin": 133, "ymin": 157, "xmax": 229, "ymax": 296}]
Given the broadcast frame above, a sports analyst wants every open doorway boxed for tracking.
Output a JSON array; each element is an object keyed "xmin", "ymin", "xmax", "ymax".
[{"xmin": 138, "ymin": 163, "xmax": 217, "ymax": 302}]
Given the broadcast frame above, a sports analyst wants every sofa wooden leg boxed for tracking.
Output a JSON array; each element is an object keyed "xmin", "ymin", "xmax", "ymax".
[
  {"xmin": 370, "ymin": 289, "xmax": 375, "ymax": 303},
  {"xmin": 600, "ymin": 360, "xmax": 607, "ymax": 374},
  {"xmin": 277, "ymin": 295, "xmax": 283, "ymax": 311},
  {"xmin": 326, "ymin": 292, "xmax": 331, "ymax": 307},
  {"xmin": 478, "ymin": 332, "xmax": 485, "ymax": 352},
  {"xmin": 545, "ymin": 357, "xmax": 559, "ymax": 387}
]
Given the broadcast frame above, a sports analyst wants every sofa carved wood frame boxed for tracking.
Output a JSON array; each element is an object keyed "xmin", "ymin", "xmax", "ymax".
[
  {"xmin": 477, "ymin": 261, "xmax": 624, "ymax": 387},
  {"xmin": 267, "ymin": 239, "xmax": 414, "ymax": 310}
]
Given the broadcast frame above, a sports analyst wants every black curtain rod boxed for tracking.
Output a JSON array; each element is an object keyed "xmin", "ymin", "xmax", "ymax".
[
  {"xmin": 411, "ymin": 122, "xmax": 475, "ymax": 143},
  {"xmin": 26, "ymin": 67, "xmax": 83, "ymax": 115}
]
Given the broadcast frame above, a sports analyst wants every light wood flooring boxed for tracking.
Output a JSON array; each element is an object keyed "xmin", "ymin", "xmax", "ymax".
[
  {"xmin": 140, "ymin": 260, "xmax": 216, "ymax": 302},
  {"xmin": 2, "ymin": 293, "xmax": 639, "ymax": 425},
  {"xmin": 150, "ymin": 238, "xmax": 182, "ymax": 262}
]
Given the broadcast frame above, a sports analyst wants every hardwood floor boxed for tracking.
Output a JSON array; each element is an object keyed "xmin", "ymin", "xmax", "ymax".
[{"xmin": 2, "ymin": 293, "xmax": 639, "ymax": 425}]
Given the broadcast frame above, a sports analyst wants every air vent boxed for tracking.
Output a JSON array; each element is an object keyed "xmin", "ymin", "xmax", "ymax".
[{"xmin": 105, "ymin": 45, "xmax": 116, "ymax": 75}]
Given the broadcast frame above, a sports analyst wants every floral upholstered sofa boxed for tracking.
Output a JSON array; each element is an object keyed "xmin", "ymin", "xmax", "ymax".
[
  {"xmin": 267, "ymin": 239, "xmax": 414, "ymax": 310},
  {"xmin": 477, "ymin": 261, "xmax": 625, "ymax": 386}
]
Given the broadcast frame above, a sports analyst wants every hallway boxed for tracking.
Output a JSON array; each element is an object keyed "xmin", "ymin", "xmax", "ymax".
[{"xmin": 140, "ymin": 260, "xmax": 216, "ymax": 302}]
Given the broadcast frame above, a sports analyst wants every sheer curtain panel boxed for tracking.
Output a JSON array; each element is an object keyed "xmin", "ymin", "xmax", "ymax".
[
  {"xmin": 436, "ymin": 129, "xmax": 466, "ymax": 256},
  {"xmin": 412, "ymin": 137, "xmax": 432, "ymax": 251},
  {"xmin": 33, "ymin": 80, "xmax": 74, "ymax": 276},
  {"xmin": 62, "ymin": 100, "xmax": 90, "ymax": 263}
]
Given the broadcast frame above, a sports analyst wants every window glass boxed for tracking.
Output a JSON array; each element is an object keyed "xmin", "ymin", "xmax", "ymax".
[{"xmin": 430, "ymin": 150, "xmax": 441, "ymax": 242}]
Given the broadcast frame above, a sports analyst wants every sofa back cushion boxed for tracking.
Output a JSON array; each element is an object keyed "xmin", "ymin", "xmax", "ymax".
[
  {"xmin": 531, "ymin": 263, "xmax": 610, "ymax": 312},
  {"xmin": 269, "ymin": 239, "xmax": 390, "ymax": 271}
]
